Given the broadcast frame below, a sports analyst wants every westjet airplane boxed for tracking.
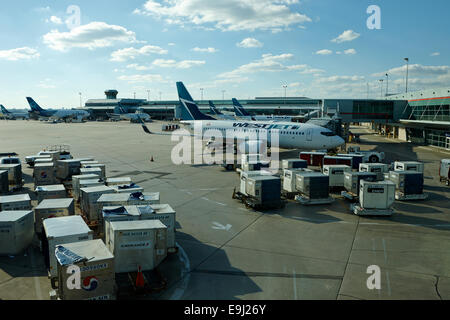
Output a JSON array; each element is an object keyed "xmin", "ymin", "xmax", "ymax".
[
  {"xmin": 138, "ymin": 82, "xmax": 344, "ymax": 151},
  {"xmin": 26, "ymin": 97, "xmax": 90, "ymax": 121},
  {"xmin": 107, "ymin": 105, "xmax": 152, "ymax": 122},
  {"xmin": 209, "ymin": 101, "xmax": 235, "ymax": 120},
  {"xmin": 0, "ymin": 105, "xmax": 29, "ymax": 120},
  {"xmin": 233, "ymin": 98, "xmax": 294, "ymax": 122}
]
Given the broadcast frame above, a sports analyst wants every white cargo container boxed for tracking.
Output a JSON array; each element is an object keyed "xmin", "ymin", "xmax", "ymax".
[
  {"xmin": 106, "ymin": 177, "xmax": 132, "ymax": 187},
  {"xmin": 359, "ymin": 180, "xmax": 395, "ymax": 209},
  {"xmin": 394, "ymin": 161, "xmax": 425, "ymax": 174},
  {"xmin": 80, "ymin": 186, "xmax": 115, "ymax": 222},
  {"xmin": 80, "ymin": 161, "xmax": 99, "ymax": 166},
  {"xmin": 0, "ymin": 164, "xmax": 22, "ymax": 186},
  {"xmin": 72, "ymin": 174, "xmax": 100, "ymax": 201},
  {"xmin": 34, "ymin": 198, "xmax": 74, "ymax": 234},
  {"xmin": 79, "ymin": 179, "xmax": 104, "ymax": 192},
  {"xmin": 55, "ymin": 239, "xmax": 115, "ymax": 300},
  {"xmin": 40, "ymin": 151, "xmax": 60, "ymax": 162},
  {"xmin": 282, "ymin": 159, "xmax": 308, "ymax": 170},
  {"xmin": 0, "ymin": 210, "xmax": 34, "ymax": 255},
  {"xmin": 81, "ymin": 164, "xmax": 106, "ymax": 179},
  {"xmin": 35, "ymin": 158, "xmax": 53, "ymax": 164},
  {"xmin": 240, "ymin": 170, "xmax": 273, "ymax": 195},
  {"xmin": 43, "ymin": 216, "xmax": 94, "ymax": 278},
  {"xmin": 359, "ymin": 163, "xmax": 389, "ymax": 181},
  {"xmin": 282, "ymin": 168, "xmax": 313, "ymax": 193},
  {"xmin": 111, "ymin": 184, "xmax": 144, "ymax": 194},
  {"xmin": 440, "ymin": 159, "xmax": 450, "ymax": 186},
  {"xmin": 56, "ymin": 158, "xmax": 93, "ymax": 180},
  {"xmin": 33, "ymin": 163, "xmax": 56, "ymax": 186},
  {"xmin": 97, "ymin": 192, "xmax": 160, "ymax": 211},
  {"xmin": 80, "ymin": 167, "xmax": 103, "ymax": 179},
  {"xmin": 322, "ymin": 165, "xmax": 352, "ymax": 187},
  {"xmin": 35, "ymin": 184, "xmax": 67, "ymax": 203},
  {"xmin": 0, "ymin": 170, "xmax": 8, "ymax": 194},
  {"xmin": 0, "ymin": 194, "xmax": 31, "ymax": 211},
  {"xmin": 108, "ymin": 220, "xmax": 167, "ymax": 273}
]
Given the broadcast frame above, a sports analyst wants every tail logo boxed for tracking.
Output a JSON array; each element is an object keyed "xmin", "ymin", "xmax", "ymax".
[{"xmin": 82, "ymin": 276, "xmax": 99, "ymax": 291}]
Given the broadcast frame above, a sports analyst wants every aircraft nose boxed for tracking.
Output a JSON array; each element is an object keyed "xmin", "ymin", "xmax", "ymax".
[{"xmin": 333, "ymin": 136, "xmax": 345, "ymax": 148}]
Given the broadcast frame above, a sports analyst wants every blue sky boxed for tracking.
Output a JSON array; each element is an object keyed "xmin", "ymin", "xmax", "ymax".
[{"xmin": 0, "ymin": 0, "xmax": 449, "ymax": 109}]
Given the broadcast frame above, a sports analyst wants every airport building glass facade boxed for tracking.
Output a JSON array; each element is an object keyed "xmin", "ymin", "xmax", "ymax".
[{"xmin": 352, "ymin": 100, "xmax": 394, "ymax": 120}]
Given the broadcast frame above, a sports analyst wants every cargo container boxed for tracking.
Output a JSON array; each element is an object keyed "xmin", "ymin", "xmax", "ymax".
[
  {"xmin": 241, "ymin": 161, "xmax": 270, "ymax": 172},
  {"xmin": 80, "ymin": 167, "xmax": 103, "ymax": 179},
  {"xmin": 35, "ymin": 184, "xmax": 67, "ymax": 203},
  {"xmin": 106, "ymin": 177, "xmax": 132, "ymax": 187},
  {"xmin": 351, "ymin": 180, "xmax": 395, "ymax": 216},
  {"xmin": 389, "ymin": 171, "xmax": 428, "ymax": 200},
  {"xmin": 0, "ymin": 194, "xmax": 31, "ymax": 211},
  {"xmin": 245, "ymin": 176, "xmax": 281, "ymax": 208},
  {"xmin": 72, "ymin": 174, "xmax": 100, "ymax": 200},
  {"xmin": 322, "ymin": 165, "xmax": 352, "ymax": 188},
  {"xmin": 337, "ymin": 154, "xmax": 364, "ymax": 170},
  {"xmin": 34, "ymin": 198, "xmax": 74, "ymax": 234},
  {"xmin": 103, "ymin": 204, "xmax": 176, "ymax": 251},
  {"xmin": 440, "ymin": 159, "xmax": 450, "ymax": 186},
  {"xmin": 342, "ymin": 171, "xmax": 378, "ymax": 196},
  {"xmin": 241, "ymin": 154, "xmax": 266, "ymax": 164},
  {"xmin": 34, "ymin": 158, "xmax": 54, "ymax": 165},
  {"xmin": 33, "ymin": 163, "xmax": 56, "ymax": 186},
  {"xmin": 81, "ymin": 164, "xmax": 106, "ymax": 179},
  {"xmin": 323, "ymin": 156, "xmax": 353, "ymax": 168},
  {"xmin": 111, "ymin": 183, "xmax": 144, "ymax": 194},
  {"xmin": 282, "ymin": 168, "xmax": 313, "ymax": 193},
  {"xmin": 42, "ymin": 216, "xmax": 94, "ymax": 278},
  {"xmin": 26, "ymin": 154, "xmax": 52, "ymax": 167},
  {"xmin": 394, "ymin": 161, "xmax": 425, "ymax": 174},
  {"xmin": 295, "ymin": 172, "xmax": 330, "ymax": 199},
  {"xmin": 80, "ymin": 186, "xmax": 115, "ymax": 222},
  {"xmin": 78, "ymin": 179, "xmax": 104, "ymax": 193},
  {"xmin": 0, "ymin": 170, "xmax": 8, "ymax": 194},
  {"xmin": 80, "ymin": 161, "xmax": 99, "ymax": 166},
  {"xmin": 55, "ymin": 239, "xmax": 115, "ymax": 300},
  {"xmin": 40, "ymin": 151, "xmax": 60, "ymax": 162},
  {"xmin": 299, "ymin": 152, "xmax": 326, "ymax": 166},
  {"xmin": 108, "ymin": 220, "xmax": 167, "ymax": 273},
  {"xmin": 281, "ymin": 159, "xmax": 308, "ymax": 170},
  {"xmin": 0, "ymin": 163, "xmax": 22, "ymax": 187},
  {"xmin": 359, "ymin": 163, "xmax": 389, "ymax": 181},
  {"xmin": 56, "ymin": 158, "xmax": 93, "ymax": 180},
  {"xmin": 0, "ymin": 210, "xmax": 34, "ymax": 256},
  {"xmin": 240, "ymin": 171, "xmax": 273, "ymax": 195}
]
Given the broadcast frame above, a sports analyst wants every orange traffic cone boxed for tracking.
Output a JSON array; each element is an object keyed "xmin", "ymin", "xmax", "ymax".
[{"xmin": 136, "ymin": 265, "xmax": 145, "ymax": 288}]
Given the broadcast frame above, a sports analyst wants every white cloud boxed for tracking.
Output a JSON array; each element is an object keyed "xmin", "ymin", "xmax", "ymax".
[
  {"xmin": 49, "ymin": 16, "xmax": 63, "ymax": 24},
  {"xmin": 315, "ymin": 75, "xmax": 365, "ymax": 83},
  {"xmin": 431, "ymin": 52, "xmax": 440, "ymax": 56},
  {"xmin": 237, "ymin": 38, "xmax": 263, "ymax": 48},
  {"xmin": 168, "ymin": 42, "xmax": 176, "ymax": 46},
  {"xmin": 117, "ymin": 74, "xmax": 167, "ymax": 83},
  {"xmin": 331, "ymin": 30, "xmax": 360, "ymax": 43},
  {"xmin": 110, "ymin": 45, "xmax": 168, "ymax": 62},
  {"xmin": 218, "ymin": 53, "xmax": 298, "ymax": 78},
  {"xmin": 126, "ymin": 63, "xmax": 152, "ymax": 71},
  {"xmin": 43, "ymin": 22, "xmax": 140, "ymax": 51},
  {"xmin": 37, "ymin": 79, "xmax": 56, "ymax": 89},
  {"xmin": 0, "ymin": 47, "xmax": 40, "ymax": 61},
  {"xmin": 343, "ymin": 48, "xmax": 356, "ymax": 55},
  {"xmin": 152, "ymin": 59, "xmax": 205, "ymax": 69},
  {"xmin": 315, "ymin": 49, "xmax": 332, "ymax": 55},
  {"xmin": 372, "ymin": 64, "xmax": 450, "ymax": 77},
  {"xmin": 134, "ymin": 0, "xmax": 311, "ymax": 32},
  {"xmin": 192, "ymin": 47, "xmax": 218, "ymax": 53}
]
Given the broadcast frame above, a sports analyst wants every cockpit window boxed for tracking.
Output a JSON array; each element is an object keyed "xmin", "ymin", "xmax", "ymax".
[{"xmin": 320, "ymin": 132, "xmax": 336, "ymax": 137}]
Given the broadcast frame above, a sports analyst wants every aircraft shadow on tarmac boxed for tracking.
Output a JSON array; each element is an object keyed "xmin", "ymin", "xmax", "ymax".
[{"xmin": 153, "ymin": 232, "xmax": 262, "ymax": 300}]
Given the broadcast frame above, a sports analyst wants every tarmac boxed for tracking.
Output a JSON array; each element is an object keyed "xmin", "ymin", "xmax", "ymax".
[{"xmin": 0, "ymin": 120, "xmax": 449, "ymax": 300}]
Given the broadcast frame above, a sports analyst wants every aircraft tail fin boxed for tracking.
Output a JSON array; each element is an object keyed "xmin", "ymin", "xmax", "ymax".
[
  {"xmin": 176, "ymin": 82, "xmax": 215, "ymax": 121},
  {"xmin": 26, "ymin": 97, "xmax": 45, "ymax": 112},
  {"xmin": 0, "ymin": 105, "xmax": 10, "ymax": 114},
  {"xmin": 209, "ymin": 101, "xmax": 223, "ymax": 115},
  {"xmin": 232, "ymin": 98, "xmax": 251, "ymax": 116}
]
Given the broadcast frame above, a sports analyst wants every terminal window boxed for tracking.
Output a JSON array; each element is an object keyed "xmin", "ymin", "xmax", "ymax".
[{"xmin": 352, "ymin": 101, "xmax": 394, "ymax": 120}]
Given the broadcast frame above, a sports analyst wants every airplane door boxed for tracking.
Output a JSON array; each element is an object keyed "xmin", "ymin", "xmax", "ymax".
[{"xmin": 306, "ymin": 129, "xmax": 312, "ymax": 141}]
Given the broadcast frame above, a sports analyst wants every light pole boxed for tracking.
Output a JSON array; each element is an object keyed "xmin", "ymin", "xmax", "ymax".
[
  {"xmin": 282, "ymin": 85, "xmax": 287, "ymax": 104},
  {"xmin": 134, "ymin": 92, "xmax": 136, "ymax": 99},
  {"xmin": 379, "ymin": 79, "xmax": 384, "ymax": 98},
  {"xmin": 222, "ymin": 90, "xmax": 226, "ymax": 102},
  {"xmin": 147, "ymin": 90, "xmax": 150, "ymax": 101},
  {"xmin": 159, "ymin": 91, "xmax": 162, "ymax": 101},
  {"xmin": 404, "ymin": 58, "xmax": 409, "ymax": 93},
  {"xmin": 385, "ymin": 73, "xmax": 389, "ymax": 97},
  {"xmin": 78, "ymin": 92, "xmax": 82, "ymax": 108},
  {"xmin": 200, "ymin": 88, "xmax": 204, "ymax": 101},
  {"xmin": 366, "ymin": 83, "xmax": 369, "ymax": 99}
]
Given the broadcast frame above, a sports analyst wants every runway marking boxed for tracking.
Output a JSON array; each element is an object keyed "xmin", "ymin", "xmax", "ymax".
[
  {"xmin": 212, "ymin": 222, "xmax": 232, "ymax": 231},
  {"xmin": 382, "ymin": 239, "xmax": 391, "ymax": 296},
  {"xmin": 201, "ymin": 197, "xmax": 227, "ymax": 206}
]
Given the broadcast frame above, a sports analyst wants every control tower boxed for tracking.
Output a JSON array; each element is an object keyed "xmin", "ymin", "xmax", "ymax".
[{"xmin": 105, "ymin": 90, "xmax": 118, "ymax": 100}]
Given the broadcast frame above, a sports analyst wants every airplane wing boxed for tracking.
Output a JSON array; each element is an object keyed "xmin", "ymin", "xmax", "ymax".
[{"xmin": 137, "ymin": 116, "xmax": 203, "ymax": 138}]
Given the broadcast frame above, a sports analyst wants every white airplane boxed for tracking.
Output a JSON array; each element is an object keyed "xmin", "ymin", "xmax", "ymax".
[
  {"xmin": 27, "ymin": 97, "xmax": 90, "ymax": 121},
  {"xmin": 0, "ymin": 105, "xmax": 29, "ymax": 120},
  {"xmin": 107, "ymin": 106, "xmax": 152, "ymax": 122},
  {"xmin": 232, "ymin": 98, "xmax": 295, "ymax": 122},
  {"xmin": 138, "ymin": 82, "xmax": 344, "ymax": 152}
]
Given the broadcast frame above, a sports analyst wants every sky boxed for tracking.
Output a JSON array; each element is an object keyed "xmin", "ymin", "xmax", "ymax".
[{"xmin": 0, "ymin": 0, "xmax": 449, "ymax": 109}]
